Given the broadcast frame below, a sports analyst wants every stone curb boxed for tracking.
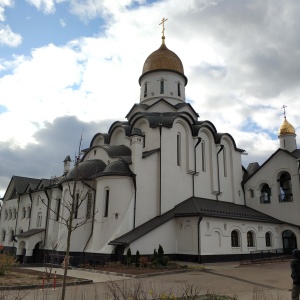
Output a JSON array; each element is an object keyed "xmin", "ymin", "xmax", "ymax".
[
  {"xmin": 71, "ymin": 267, "xmax": 194, "ymax": 278},
  {"xmin": 0, "ymin": 279, "xmax": 93, "ymax": 291}
]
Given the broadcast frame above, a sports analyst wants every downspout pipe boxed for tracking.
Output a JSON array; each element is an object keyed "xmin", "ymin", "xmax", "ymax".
[
  {"xmin": 193, "ymin": 138, "xmax": 202, "ymax": 197},
  {"xmin": 28, "ymin": 192, "xmax": 33, "ymax": 231},
  {"xmin": 82, "ymin": 182, "xmax": 96, "ymax": 253},
  {"xmin": 216, "ymin": 145, "xmax": 224, "ymax": 201},
  {"xmin": 159, "ymin": 123, "xmax": 162, "ymax": 216},
  {"xmin": 13, "ymin": 195, "xmax": 21, "ymax": 251},
  {"xmin": 43, "ymin": 188, "xmax": 51, "ymax": 248},
  {"xmin": 197, "ymin": 216, "xmax": 203, "ymax": 263},
  {"xmin": 132, "ymin": 175, "xmax": 137, "ymax": 228}
]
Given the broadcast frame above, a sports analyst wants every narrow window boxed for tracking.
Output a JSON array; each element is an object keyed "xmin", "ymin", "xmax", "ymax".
[
  {"xmin": 265, "ymin": 232, "xmax": 272, "ymax": 247},
  {"xmin": 8, "ymin": 209, "xmax": 12, "ymax": 220},
  {"xmin": 249, "ymin": 189, "xmax": 254, "ymax": 198},
  {"xmin": 143, "ymin": 132, "xmax": 145, "ymax": 148},
  {"xmin": 260, "ymin": 184, "xmax": 271, "ymax": 203},
  {"xmin": 160, "ymin": 80, "xmax": 164, "ymax": 94},
  {"xmin": 74, "ymin": 193, "xmax": 79, "ymax": 219},
  {"xmin": 177, "ymin": 82, "xmax": 181, "ymax": 97},
  {"xmin": 201, "ymin": 141, "xmax": 206, "ymax": 172},
  {"xmin": 86, "ymin": 193, "xmax": 92, "ymax": 219},
  {"xmin": 144, "ymin": 82, "xmax": 147, "ymax": 98},
  {"xmin": 22, "ymin": 207, "xmax": 26, "ymax": 219},
  {"xmin": 104, "ymin": 189, "xmax": 109, "ymax": 217},
  {"xmin": 27, "ymin": 207, "xmax": 31, "ymax": 218},
  {"xmin": 10, "ymin": 230, "xmax": 14, "ymax": 242},
  {"xmin": 231, "ymin": 230, "xmax": 240, "ymax": 247},
  {"xmin": 279, "ymin": 172, "xmax": 293, "ymax": 202},
  {"xmin": 4, "ymin": 210, "xmax": 8, "ymax": 220},
  {"xmin": 247, "ymin": 231, "xmax": 254, "ymax": 247},
  {"xmin": 2, "ymin": 231, "xmax": 6, "ymax": 242},
  {"xmin": 177, "ymin": 133, "xmax": 181, "ymax": 166},
  {"xmin": 223, "ymin": 148, "xmax": 227, "ymax": 177},
  {"xmin": 56, "ymin": 198, "xmax": 61, "ymax": 221},
  {"xmin": 37, "ymin": 213, "xmax": 42, "ymax": 227}
]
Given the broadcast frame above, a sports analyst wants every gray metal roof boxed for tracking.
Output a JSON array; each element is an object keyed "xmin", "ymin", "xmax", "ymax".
[
  {"xmin": 66, "ymin": 159, "xmax": 107, "ymax": 180},
  {"xmin": 292, "ymin": 149, "xmax": 300, "ymax": 159},
  {"xmin": 15, "ymin": 229, "xmax": 45, "ymax": 238},
  {"xmin": 101, "ymin": 145, "xmax": 131, "ymax": 157},
  {"xmin": 109, "ymin": 197, "xmax": 282, "ymax": 246}
]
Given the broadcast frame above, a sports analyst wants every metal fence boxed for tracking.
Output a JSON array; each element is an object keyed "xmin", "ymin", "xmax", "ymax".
[{"xmin": 250, "ymin": 248, "xmax": 290, "ymax": 262}]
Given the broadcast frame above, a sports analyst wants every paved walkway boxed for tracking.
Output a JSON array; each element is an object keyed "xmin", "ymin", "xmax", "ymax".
[{"xmin": 12, "ymin": 261, "xmax": 293, "ymax": 299}]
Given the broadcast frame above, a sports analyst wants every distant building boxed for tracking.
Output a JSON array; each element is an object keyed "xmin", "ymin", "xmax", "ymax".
[{"xmin": 0, "ymin": 31, "xmax": 299, "ymax": 264}]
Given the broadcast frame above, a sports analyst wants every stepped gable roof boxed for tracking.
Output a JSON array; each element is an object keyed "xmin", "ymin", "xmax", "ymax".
[
  {"xmin": 66, "ymin": 159, "xmax": 107, "ymax": 180},
  {"xmin": 101, "ymin": 145, "xmax": 131, "ymax": 157},
  {"xmin": 109, "ymin": 197, "xmax": 282, "ymax": 246}
]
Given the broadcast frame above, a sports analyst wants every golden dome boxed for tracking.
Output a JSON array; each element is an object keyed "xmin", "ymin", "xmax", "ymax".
[
  {"xmin": 140, "ymin": 40, "xmax": 187, "ymax": 85},
  {"xmin": 278, "ymin": 118, "xmax": 295, "ymax": 135}
]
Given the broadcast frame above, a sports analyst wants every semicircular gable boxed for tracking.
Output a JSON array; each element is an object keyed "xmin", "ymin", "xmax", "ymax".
[{"xmin": 90, "ymin": 133, "xmax": 109, "ymax": 148}]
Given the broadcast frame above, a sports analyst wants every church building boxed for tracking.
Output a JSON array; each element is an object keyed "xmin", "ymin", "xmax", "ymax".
[{"xmin": 0, "ymin": 25, "xmax": 299, "ymax": 264}]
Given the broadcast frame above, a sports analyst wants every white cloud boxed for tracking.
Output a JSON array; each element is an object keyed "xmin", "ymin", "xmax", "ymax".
[
  {"xmin": 1, "ymin": 0, "xmax": 300, "ymax": 195},
  {"xmin": 59, "ymin": 18, "xmax": 66, "ymax": 27},
  {"xmin": 26, "ymin": 0, "xmax": 56, "ymax": 14},
  {"xmin": 0, "ymin": 24, "xmax": 22, "ymax": 47},
  {"xmin": 0, "ymin": 0, "xmax": 14, "ymax": 22}
]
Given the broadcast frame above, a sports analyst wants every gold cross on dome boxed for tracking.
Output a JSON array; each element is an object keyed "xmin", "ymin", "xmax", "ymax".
[
  {"xmin": 281, "ymin": 105, "xmax": 287, "ymax": 118},
  {"xmin": 159, "ymin": 18, "xmax": 168, "ymax": 36}
]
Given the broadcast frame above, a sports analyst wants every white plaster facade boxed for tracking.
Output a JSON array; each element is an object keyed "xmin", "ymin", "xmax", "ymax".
[{"xmin": 0, "ymin": 38, "xmax": 299, "ymax": 264}]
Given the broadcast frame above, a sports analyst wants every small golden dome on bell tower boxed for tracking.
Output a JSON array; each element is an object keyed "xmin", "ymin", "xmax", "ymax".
[{"xmin": 278, "ymin": 118, "xmax": 295, "ymax": 135}]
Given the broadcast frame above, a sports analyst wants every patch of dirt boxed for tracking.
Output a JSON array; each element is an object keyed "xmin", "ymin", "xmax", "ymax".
[{"xmin": 0, "ymin": 268, "xmax": 81, "ymax": 287}]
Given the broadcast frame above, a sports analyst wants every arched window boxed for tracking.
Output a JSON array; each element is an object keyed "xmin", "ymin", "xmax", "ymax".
[
  {"xmin": 8, "ymin": 209, "xmax": 12, "ymax": 220},
  {"xmin": 4, "ymin": 210, "xmax": 8, "ymax": 220},
  {"xmin": 223, "ymin": 148, "xmax": 227, "ymax": 177},
  {"xmin": 177, "ymin": 133, "xmax": 181, "ymax": 166},
  {"xmin": 144, "ymin": 82, "xmax": 147, "ymax": 98},
  {"xmin": 247, "ymin": 231, "xmax": 255, "ymax": 247},
  {"xmin": 9, "ymin": 230, "xmax": 14, "ymax": 242},
  {"xmin": 231, "ymin": 230, "xmax": 240, "ymax": 247},
  {"xmin": 36, "ymin": 213, "xmax": 42, "ymax": 227},
  {"xmin": 265, "ymin": 232, "xmax": 272, "ymax": 247},
  {"xmin": 260, "ymin": 184, "xmax": 271, "ymax": 203},
  {"xmin": 279, "ymin": 172, "xmax": 293, "ymax": 202},
  {"xmin": 2, "ymin": 230, "xmax": 6, "ymax": 242},
  {"xmin": 160, "ymin": 79, "xmax": 164, "ymax": 94},
  {"xmin": 22, "ymin": 207, "xmax": 26, "ymax": 219},
  {"xmin": 104, "ymin": 188, "xmax": 110, "ymax": 217},
  {"xmin": 13, "ymin": 208, "xmax": 17, "ymax": 220},
  {"xmin": 177, "ymin": 82, "xmax": 181, "ymax": 97},
  {"xmin": 201, "ymin": 141, "xmax": 206, "ymax": 172},
  {"xmin": 26, "ymin": 206, "xmax": 31, "ymax": 219}
]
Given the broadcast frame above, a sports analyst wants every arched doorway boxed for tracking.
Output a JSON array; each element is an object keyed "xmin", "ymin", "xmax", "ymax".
[
  {"xmin": 32, "ymin": 242, "xmax": 44, "ymax": 263},
  {"xmin": 282, "ymin": 230, "xmax": 297, "ymax": 254}
]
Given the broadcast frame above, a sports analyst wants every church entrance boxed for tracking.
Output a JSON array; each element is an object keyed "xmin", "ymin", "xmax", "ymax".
[
  {"xmin": 282, "ymin": 230, "xmax": 297, "ymax": 254},
  {"xmin": 32, "ymin": 242, "xmax": 44, "ymax": 263}
]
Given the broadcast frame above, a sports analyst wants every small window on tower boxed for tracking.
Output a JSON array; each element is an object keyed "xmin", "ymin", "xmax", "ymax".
[
  {"xmin": 177, "ymin": 82, "xmax": 181, "ymax": 97},
  {"xmin": 144, "ymin": 82, "xmax": 147, "ymax": 98},
  {"xmin": 160, "ymin": 80, "xmax": 164, "ymax": 94}
]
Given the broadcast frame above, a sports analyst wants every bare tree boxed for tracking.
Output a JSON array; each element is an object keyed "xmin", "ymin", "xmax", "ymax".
[{"xmin": 42, "ymin": 136, "xmax": 98, "ymax": 300}]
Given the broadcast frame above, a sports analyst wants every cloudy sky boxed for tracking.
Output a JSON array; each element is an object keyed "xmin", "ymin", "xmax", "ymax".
[{"xmin": 0, "ymin": 0, "xmax": 299, "ymax": 197}]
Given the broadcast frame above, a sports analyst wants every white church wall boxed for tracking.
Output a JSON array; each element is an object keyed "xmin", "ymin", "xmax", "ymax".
[
  {"xmin": 160, "ymin": 121, "xmax": 193, "ymax": 213},
  {"xmin": 245, "ymin": 151, "xmax": 300, "ymax": 226},
  {"xmin": 88, "ymin": 177, "xmax": 134, "ymax": 253},
  {"xmin": 134, "ymin": 149, "xmax": 160, "ymax": 226},
  {"xmin": 129, "ymin": 219, "xmax": 177, "ymax": 254},
  {"xmin": 200, "ymin": 217, "xmax": 284, "ymax": 256}
]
